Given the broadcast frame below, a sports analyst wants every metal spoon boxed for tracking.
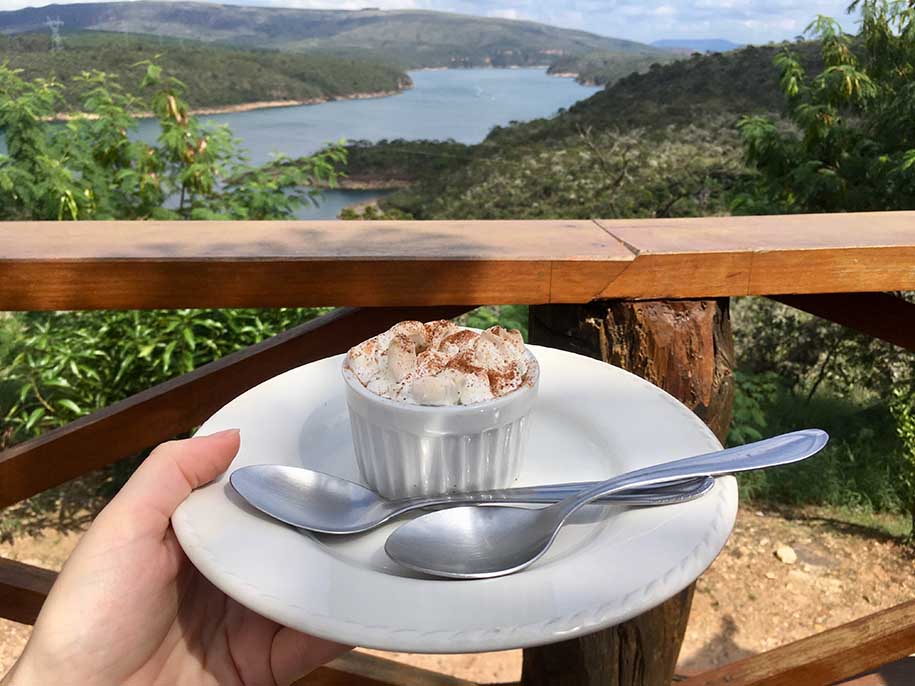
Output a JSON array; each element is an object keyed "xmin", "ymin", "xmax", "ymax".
[
  {"xmin": 385, "ymin": 429, "xmax": 829, "ymax": 579},
  {"xmin": 230, "ymin": 465, "xmax": 715, "ymax": 534}
]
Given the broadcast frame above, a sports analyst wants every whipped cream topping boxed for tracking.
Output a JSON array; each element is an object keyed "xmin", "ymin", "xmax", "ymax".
[{"xmin": 346, "ymin": 320, "xmax": 531, "ymax": 405}]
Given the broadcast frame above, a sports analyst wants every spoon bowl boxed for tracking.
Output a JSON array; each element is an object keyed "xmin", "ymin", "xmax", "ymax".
[
  {"xmin": 386, "ymin": 429, "xmax": 829, "ymax": 578},
  {"xmin": 385, "ymin": 506, "xmax": 553, "ymax": 578}
]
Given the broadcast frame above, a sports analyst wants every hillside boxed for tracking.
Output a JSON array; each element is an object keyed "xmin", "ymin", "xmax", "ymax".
[
  {"xmin": 353, "ymin": 41, "xmax": 824, "ymax": 220},
  {"xmin": 487, "ymin": 41, "xmax": 823, "ymax": 147},
  {"xmin": 0, "ymin": 1, "xmax": 673, "ymax": 69},
  {"xmin": 0, "ymin": 31, "xmax": 411, "ymax": 113},
  {"xmin": 546, "ymin": 50, "xmax": 677, "ymax": 85}
]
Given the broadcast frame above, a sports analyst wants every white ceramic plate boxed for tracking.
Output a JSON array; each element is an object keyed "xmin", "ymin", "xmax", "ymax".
[{"xmin": 172, "ymin": 346, "xmax": 738, "ymax": 653}]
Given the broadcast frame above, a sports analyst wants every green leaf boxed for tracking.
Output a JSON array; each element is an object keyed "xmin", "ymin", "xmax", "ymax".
[
  {"xmin": 25, "ymin": 407, "xmax": 45, "ymax": 432},
  {"xmin": 182, "ymin": 327, "xmax": 196, "ymax": 350},
  {"xmin": 57, "ymin": 398, "xmax": 82, "ymax": 415},
  {"xmin": 163, "ymin": 340, "xmax": 177, "ymax": 372}
]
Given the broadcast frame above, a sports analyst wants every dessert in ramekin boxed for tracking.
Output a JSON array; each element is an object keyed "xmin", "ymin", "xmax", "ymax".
[{"xmin": 342, "ymin": 320, "xmax": 539, "ymax": 499}]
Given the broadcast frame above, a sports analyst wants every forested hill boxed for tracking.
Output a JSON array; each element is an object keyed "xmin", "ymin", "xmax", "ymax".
[
  {"xmin": 0, "ymin": 32, "xmax": 411, "ymax": 113},
  {"xmin": 0, "ymin": 1, "xmax": 672, "ymax": 69},
  {"xmin": 357, "ymin": 40, "xmax": 825, "ymax": 220},
  {"xmin": 546, "ymin": 51, "xmax": 678, "ymax": 86},
  {"xmin": 489, "ymin": 41, "xmax": 823, "ymax": 146}
]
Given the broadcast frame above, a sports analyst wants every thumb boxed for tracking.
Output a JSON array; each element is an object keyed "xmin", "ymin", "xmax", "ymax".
[{"xmin": 106, "ymin": 429, "xmax": 241, "ymax": 528}]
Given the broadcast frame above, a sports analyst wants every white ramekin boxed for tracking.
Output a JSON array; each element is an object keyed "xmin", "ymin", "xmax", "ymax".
[{"xmin": 342, "ymin": 352, "xmax": 540, "ymax": 499}]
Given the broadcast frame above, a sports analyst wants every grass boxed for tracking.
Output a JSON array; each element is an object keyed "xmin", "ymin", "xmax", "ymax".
[
  {"xmin": 735, "ymin": 389, "xmax": 907, "ymax": 515},
  {"xmin": 819, "ymin": 506, "xmax": 912, "ymax": 540}
]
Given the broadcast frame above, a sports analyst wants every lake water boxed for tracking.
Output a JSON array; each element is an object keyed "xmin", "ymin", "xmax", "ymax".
[{"xmin": 138, "ymin": 68, "xmax": 600, "ymax": 217}]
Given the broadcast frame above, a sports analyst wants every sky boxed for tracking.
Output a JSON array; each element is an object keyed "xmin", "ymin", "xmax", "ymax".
[{"xmin": 1, "ymin": 0, "xmax": 861, "ymax": 45}]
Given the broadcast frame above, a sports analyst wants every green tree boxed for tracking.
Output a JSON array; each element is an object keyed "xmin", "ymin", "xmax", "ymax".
[
  {"xmin": 0, "ymin": 62, "xmax": 345, "ymax": 220},
  {"xmin": 737, "ymin": 1, "xmax": 915, "ymax": 212}
]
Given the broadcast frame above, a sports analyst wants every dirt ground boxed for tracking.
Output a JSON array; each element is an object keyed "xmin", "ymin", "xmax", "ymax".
[{"xmin": 2, "ymin": 506, "xmax": 913, "ymax": 682}]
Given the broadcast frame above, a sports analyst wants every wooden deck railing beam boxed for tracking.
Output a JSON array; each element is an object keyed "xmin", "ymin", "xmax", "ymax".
[
  {"xmin": 0, "ymin": 306, "xmax": 470, "ymax": 508},
  {"xmin": 0, "ymin": 557, "xmax": 56, "ymax": 626},
  {"xmin": 772, "ymin": 292, "xmax": 915, "ymax": 353},
  {"xmin": 2, "ymin": 212, "xmax": 915, "ymax": 310},
  {"xmin": 680, "ymin": 599, "xmax": 915, "ymax": 686}
]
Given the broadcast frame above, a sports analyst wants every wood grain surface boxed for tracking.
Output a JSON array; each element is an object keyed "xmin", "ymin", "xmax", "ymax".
[
  {"xmin": 680, "ymin": 599, "xmax": 915, "ymax": 686},
  {"xmin": 3, "ymin": 213, "xmax": 914, "ymax": 309}
]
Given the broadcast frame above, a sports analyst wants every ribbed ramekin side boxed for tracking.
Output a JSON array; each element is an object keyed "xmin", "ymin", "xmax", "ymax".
[{"xmin": 348, "ymin": 407, "xmax": 531, "ymax": 499}]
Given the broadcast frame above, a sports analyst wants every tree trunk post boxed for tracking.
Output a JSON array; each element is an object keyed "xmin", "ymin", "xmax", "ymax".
[{"xmin": 522, "ymin": 298, "xmax": 735, "ymax": 686}]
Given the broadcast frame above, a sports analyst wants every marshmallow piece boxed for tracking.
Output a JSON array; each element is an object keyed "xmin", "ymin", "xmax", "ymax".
[
  {"xmin": 473, "ymin": 333, "xmax": 509, "ymax": 370},
  {"xmin": 415, "ymin": 349, "xmax": 449, "ymax": 377},
  {"xmin": 412, "ymin": 374, "xmax": 460, "ymax": 406},
  {"xmin": 386, "ymin": 335, "xmax": 416, "ymax": 382},
  {"xmin": 391, "ymin": 320, "xmax": 428, "ymax": 349},
  {"xmin": 438, "ymin": 329, "xmax": 479, "ymax": 357},
  {"xmin": 489, "ymin": 326, "xmax": 525, "ymax": 354},
  {"xmin": 459, "ymin": 371, "xmax": 495, "ymax": 404},
  {"xmin": 424, "ymin": 320, "xmax": 460, "ymax": 349}
]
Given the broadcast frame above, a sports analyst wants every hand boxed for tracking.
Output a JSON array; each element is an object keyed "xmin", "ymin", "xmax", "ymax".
[{"xmin": 4, "ymin": 430, "xmax": 350, "ymax": 686}]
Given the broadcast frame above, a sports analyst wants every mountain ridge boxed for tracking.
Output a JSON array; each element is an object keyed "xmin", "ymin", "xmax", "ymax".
[
  {"xmin": 0, "ymin": 30, "xmax": 412, "ymax": 113},
  {"xmin": 0, "ymin": 1, "xmax": 671, "ymax": 68},
  {"xmin": 652, "ymin": 38, "xmax": 743, "ymax": 53}
]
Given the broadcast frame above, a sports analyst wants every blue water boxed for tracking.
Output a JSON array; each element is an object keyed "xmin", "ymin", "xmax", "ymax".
[{"xmin": 136, "ymin": 69, "xmax": 600, "ymax": 166}]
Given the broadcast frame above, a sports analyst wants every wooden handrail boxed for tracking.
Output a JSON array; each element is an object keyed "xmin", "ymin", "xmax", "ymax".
[
  {"xmin": 2, "ymin": 212, "xmax": 915, "ymax": 310},
  {"xmin": 0, "ymin": 306, "xmax": 470, "ymax": 507},
  {"xmin": 680, "ymin": 599, "xmax": 915, "ymax": 686}
]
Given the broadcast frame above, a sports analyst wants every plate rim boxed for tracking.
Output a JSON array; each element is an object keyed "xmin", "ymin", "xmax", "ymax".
[{"xmin": 172, "ymin": 345, "xmax": 738, "ymax": 652}]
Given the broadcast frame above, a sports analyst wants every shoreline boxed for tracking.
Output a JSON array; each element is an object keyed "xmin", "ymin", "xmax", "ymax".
[
  {"xmin": 337, "ymin": 177, "xmax": 413, "ymax": 190},
  {"xmin": 47, "ymin": 86, "xmax": 409, "ymax": 122}
]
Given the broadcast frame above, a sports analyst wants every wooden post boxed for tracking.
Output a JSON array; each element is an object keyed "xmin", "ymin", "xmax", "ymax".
[{"xmin": 523, "ymin": 298, "xmax": 734, "ymax": 686}]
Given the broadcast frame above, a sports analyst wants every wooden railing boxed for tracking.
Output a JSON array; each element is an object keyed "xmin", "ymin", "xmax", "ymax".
[{"xmin": 1, "ymin": 212, "xmax": 914, "ymax": 686}]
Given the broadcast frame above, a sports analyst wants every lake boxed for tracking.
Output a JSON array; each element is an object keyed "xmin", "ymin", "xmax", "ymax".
[{"xmin": 136, "ymin": 68, "xmax": 600, "ymax": 218}]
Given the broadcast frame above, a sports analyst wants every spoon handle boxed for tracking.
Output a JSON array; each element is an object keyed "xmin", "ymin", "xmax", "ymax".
[
  {"xmin": 552, "ymin": 429, "xmax": 829, "ymax": 523},
  {"xmin": 394, "ymin": 476, "xmax": 711, "ymax": 510}
]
